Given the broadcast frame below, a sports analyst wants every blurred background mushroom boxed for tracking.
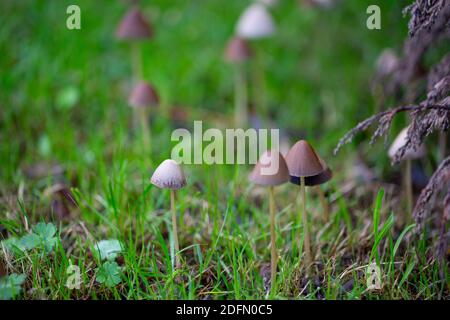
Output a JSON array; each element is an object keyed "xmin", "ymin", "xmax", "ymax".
[
  {"xmin": 128, "ymin": 80, "xmax": 159, "ymax": 156},
  {"xmin": 116, "ymin": 5, "xmax": 153, "ymax": 81},
  {"xmin": 388, "ymin": 126, "xmax": 426, "ymax": 219},
  {"xmin": 224, "ymin": 36, "xmax": 253, "ymax": 128},
  {"xmin": 235, "ymin": 2, "xmax": 275, "ymax": 124}
]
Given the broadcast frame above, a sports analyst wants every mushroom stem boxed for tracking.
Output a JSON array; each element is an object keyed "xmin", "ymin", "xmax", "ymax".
[
  {"xmin": 268, "ymin": 186, "xmax": 277, "ymax": 291},
  {"xmin": 316, "ymin": 186, "xmax": 329, "ymax": 223},
  {"xmin": 131, "ymin": 42, "xmax": 143, "ymax": 81},
  {"xmin": 138, "ymin": 107, "xmax": 151, "ymax": 154},
  {"xmin": 252, "ymin": 49, "xmax": 266, "ymax": 117},
  {"xmin": 405, "ymin": 158, "xmax": 413, "ymax": 217},
  {"xmin": 170, "ymin": 189, "xmax": 181, "ymax": 269},
  {"xmin": 234, "ymin": 64, "xmax": 248, "ymax": 128},
  {"xmin": 300, "ymin": 176, "xmax": 312, "ymax": 272}
]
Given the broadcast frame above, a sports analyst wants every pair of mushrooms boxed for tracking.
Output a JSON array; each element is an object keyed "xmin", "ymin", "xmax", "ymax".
[
  {"xmin": 224, "ymin": 2, "xmax": 276, "ymax": 128},
  {"xmin": 249, "ymin": 140, "xmax": 332, "ymax": 288},
  {"xmin": 116, "ymin": 6, "xmax": 159, "ymax": 153}
]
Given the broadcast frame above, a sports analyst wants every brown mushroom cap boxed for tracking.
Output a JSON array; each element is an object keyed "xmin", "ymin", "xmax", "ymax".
[
  {"xmin": 249, "ymin": 150, "xmax": 289, "ymax": 186},
  {"xmin": 116, "ymin": 7, "xmax": 153, "ymax": 40},
  {"xmin": 128, "ymin": 81, "xmax": 159, "ymax": 108},
  {"xmin": 286, "ymin": 140, "xmax": 325, "ymax": 177},
  {"xmin": 224, "ymin": 37, "xmax": 253, "ymax": 63},
  {"xmin": 151, "ymin": 159, "xmax": 187, "ymax": 190}
]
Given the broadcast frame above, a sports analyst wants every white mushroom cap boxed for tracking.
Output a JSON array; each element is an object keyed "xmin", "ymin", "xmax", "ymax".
[
  {"xmin": 376, "ymin": 48, "xmax": 399, "ymax": 77},
  {"xmin": 235, "ymin": 3, "xmax": 275, "ymax": 39},
  {"xmin": 388, "ymin": 127, "xmax": 426, "ymax": 160},
  {"xmin": 151, "ymin": 159, "xmax": 187, "ymax": 190}
]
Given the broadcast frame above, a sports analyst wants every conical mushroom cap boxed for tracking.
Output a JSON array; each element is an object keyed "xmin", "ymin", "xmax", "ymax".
[
  {"xmin": 151, "ymin": 159, "xmax": 187, "ymax": 190},
  {"xmin": 388, "ymin": 127, "xmax": 426, "ymax": 160},
  {"xmin": 286, "ymin": 140, "xmax": 325, "ymax": 177},
  {"xmin": 116, "ymin": 7, "xmax": 153, "ymax": 40},
  {"xmin": 249, "ymin": 150, "xmax": 289, "ymax": 186},
  {"xmin": 235, "ymin": 3, "xmax": 275, "ymax": 39},
  {"xmin": 128, "ymin": 81, "xmax": 159, "ymax": 108},
  {"xmin": 224, "ymin": 37, "xmax": 253, "ymax": 63}
]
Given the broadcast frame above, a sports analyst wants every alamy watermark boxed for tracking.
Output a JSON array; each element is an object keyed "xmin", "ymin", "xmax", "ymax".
[
  {"xmin": 66, "ymin": 5, "xmax": 81, "ymax": 30},
  {"xmin": 171, "ymin": 121, "xmax": 280, "ymax": 175},
  {"xmin": 366, "ymin": 262, "xmax": 382, "ymax": 290},
  {"xmin": 366, "ymin": 5, "xmax": 381, "ymax": 30},
  {"xmin": 65, "ymin": 264, "xmax": 81, "ymax": 290}
]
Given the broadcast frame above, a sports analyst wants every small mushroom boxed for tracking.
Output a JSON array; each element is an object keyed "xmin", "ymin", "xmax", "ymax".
[
  {"xmin": 286, "ymin": 140, "xmax": 327, "ymax": 272},
  {"xmin": 290, "ymin": 158, "xmax": 333, "ymax": 223},
  {"xmin": 116, "ymin": 6, "xmax": 153, "ymax": 80},
  {"xmin": 235, "ymin": 3, "xmax": 275, "ymax": 40},
  {"xmin": 388, "ymin": 127, "xmax": 426, "ymax": 216},
  {"xmin": 129, "ymin": 81, "xmax": 159, "ymax": 153},
  {"xmin": 249, "ymin": 150, "xmax": 289, "ymax": 292},
  {"xmin": 376, "ymin": 49, "xmax": 399, "ymax": 79},
  {"xmin": 234, "ymin": 3, "xmax": 275, "ymax": 123},
  {"xmin": 224, "ymin": 37, "xmax": 253, "ymax": 128},
  {"xmin": 116, "ymin": 7, "xmax": 153, "ymax": 40},
  {"xmin": 128, "ymin": 81, "xmax": 159, "ymax": 107},
  {"xmin": 151, "ymin": 159, "xmax": 187, "ymax": 269}
]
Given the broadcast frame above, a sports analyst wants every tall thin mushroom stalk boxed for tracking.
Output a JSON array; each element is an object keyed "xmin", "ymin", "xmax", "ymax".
[
  {"xmin": 292, "ymin": 163, "xmax": 333, "ymax": 223},
  {"xmin": 224, "ymin": 37, "xmax": 253, "ymax": 128},
  {"xmin": 150, "ymin": 159, "xmax": 187, "ymax": 269},
  {"xmin": 249, "ymin": 150, "xmax": 289, "ymax": 293},
  {"xmin": 235, "ymin": 2, "xmax": 275, "ymax": 122},
  {"xmin": 286, "ymin": 140, "xmax": 327, "ymax": 274}
]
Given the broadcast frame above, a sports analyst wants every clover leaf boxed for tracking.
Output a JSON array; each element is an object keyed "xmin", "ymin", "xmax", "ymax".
[
  {"xmin": 0, "ymin": 273, "xmax": 26, "ymax": 300},
  {"xmin": 96, "ymin": 261, "xmax": 122, "ymax": 288},
  {"xmin": 33, "ymin": 222, "xmax": 57, "ymax": 252},
  {"xmin": 94, "ymin": 239, "xmax": 123, "ymax": 261},
  {"xmin": 2, "ymin": 223, "xmax": 58, "ymax": 254}
]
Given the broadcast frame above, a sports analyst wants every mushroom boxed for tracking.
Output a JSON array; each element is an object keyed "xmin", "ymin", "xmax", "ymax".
[
  {"xmin": 128, "ymin": 81, "xmax": 159, "ymax": 153},
  {"xmin": 290, "ymin": 159, "xmax": 333, "ymax": 223},
  {"xmin": 249, "ymin": 150, "xmax": 289, "ymax": 291},
  {"xmin": 234, "ymin": 3, "xmax": 275, "ymax": 124},
  {"xmin": 116, "ymin": 6, "xmax": 153, "ymax": 80},
  {"xmin": 235, "ymin": 3, "xmax": 275, "ymax": 40},
  {"xmin": 388, "ymin": 127, "xmax": 426, "ymax": 216},
  {"xmin": 285, "ymin": 140, "xmax": 327, "ymax": 271},
  {"xmin": 224, "ymin": 37, "xmax": 253, "ymax": 127},
  {"xmin": 151, "ymin": 159, "xmax": 187, "ymax": 269}
]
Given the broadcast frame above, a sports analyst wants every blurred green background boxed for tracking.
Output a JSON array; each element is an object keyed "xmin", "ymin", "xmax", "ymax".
[{"xmin": 1, "ymin": 0, "xmax": 410, "ymax": 186}]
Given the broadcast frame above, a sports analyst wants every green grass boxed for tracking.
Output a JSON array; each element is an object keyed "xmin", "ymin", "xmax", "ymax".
[{"xmin": 0, "ymin": 0, "xmax": 448, "ymax": 299}]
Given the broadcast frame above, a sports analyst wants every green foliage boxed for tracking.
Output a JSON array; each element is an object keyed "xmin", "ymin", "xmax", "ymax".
[
  {"xmin": 56, "ymin": 86, "xmax": 79, "ymax": 110},
  {"xmin": 96, "ymin": 261, "xmax": 122, "ymax": 288},
  {"xmin": 2, "ymin": 222, "xmax": 58, "ymax": 254},
  {"xmin": 0, "ymin": 274, "xmax": 26, "ymax": 300},
  {"xmin": 94, "ymin": 239, "xmax": 123, "ymax": 261}
]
